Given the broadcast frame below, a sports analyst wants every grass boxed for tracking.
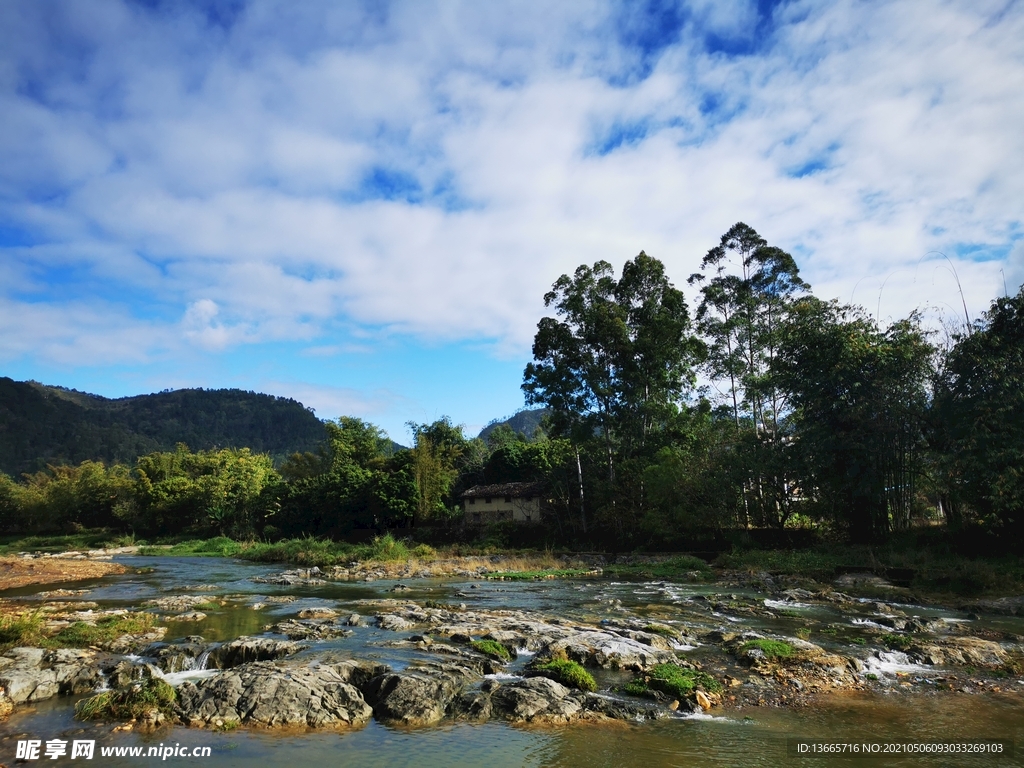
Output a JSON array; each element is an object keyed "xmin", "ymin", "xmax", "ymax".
[
  {"xmin": 603, "ymin": 555, "xmax": 711, "ymax": 580},
  {"xmin": 529, "ymin": 658, "xmax": 597, "ymax": 692},
  {"xmin": 0, "ymin": 531, "xmax": 132, "ymax": 556},
  {"xmin": 0, "ymin": 611, "xmax": 46, "ymax": 651},
  {"xmin": 193, "ymin": 601, "xmax": 220, "ymax": 611},
  {"xmin": 642, "ymin": 624, "xmax": 679, "ymax": 639},
  {"xmin": 623, "ymin": 663, "xmax": 721, "ymax": 700},
  {"xmin": 880, "ymin": 633, "xmax": 914, "ymax": 651},
  {"xmin": 45, "ymin": 613, "xmax": 157, "ymax": 648},
  {"xmin": 75, "ymin": 678, "xmax": 176, "ymax": 722},
  {"xmin": 738, "ymin": 639, "xmax": 794, "ymax": 662},
  {"xmin": 470, "ymin": 639, "xmax": 512, "ymax": 662},
  {"xmin": 716, "ymin": 535, "xmax": 1024, "ymax": 598}
]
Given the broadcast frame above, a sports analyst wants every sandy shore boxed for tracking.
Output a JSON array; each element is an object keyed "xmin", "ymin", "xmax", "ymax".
[{"xmin": 0, "ymin": 554, "xmax": 127, "ymax": 591}]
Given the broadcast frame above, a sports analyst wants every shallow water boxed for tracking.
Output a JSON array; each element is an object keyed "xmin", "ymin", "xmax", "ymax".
[{"xmin": 3, "ymin": 556, "xmax": 1023, "ymax": 766}]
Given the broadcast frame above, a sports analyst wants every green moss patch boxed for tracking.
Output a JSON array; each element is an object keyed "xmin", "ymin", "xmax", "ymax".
[
  {"xmin": 470, "ymin": 639, "xmax": 512, "ymax": 662},
  {"xmin": 529, "ymin": 658, "xmax": 597, "ymax": 692},
  {"xmin": 75, "ymin": 678, "xmax": 176, "ymax": 722},
  {"xmin": 738, "ymin": 639, "xmax": 793, "ymax": 662},
  {"xmin": 624, "ymin": 664, "xmax": 721, "ymax": 700},
  {"xmin": 642, "ymin": 623, "xmax": 678, "ymax": 639},
  {"xmin": 880, "ymin": 633, "xmax": 914, "ymax": 651}
]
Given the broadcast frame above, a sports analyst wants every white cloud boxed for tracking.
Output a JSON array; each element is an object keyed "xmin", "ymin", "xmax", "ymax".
[{"xmin": 0, "ymin": 0, "xmax": 1022, "ymax": 371}]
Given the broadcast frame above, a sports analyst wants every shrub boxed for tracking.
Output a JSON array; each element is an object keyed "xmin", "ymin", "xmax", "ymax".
[
  {"xmin": 470, "ymin": 639, "xmax": 512, "ymax": 662},
  {"xmin": 75, "ymin": 678, "xmax": 176, "ymax": 721},
  {"xmin": 738, "ymin": 639, "xmax": 793, "ymax": 662},
  {"xmin": 625, "ymin": 663, "xmax": 722, "ymax": 700},
  {"xmin": 529, "ymin": 658, "xmax": 597, "ymax": 692}
]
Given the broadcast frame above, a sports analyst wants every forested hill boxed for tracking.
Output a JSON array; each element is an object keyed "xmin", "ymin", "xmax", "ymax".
[
  {"xmin": 0, "ymin": 378, "xmax": 327, "ymax": 476},
  {"xmin": 478, "ymin": 408, "xmax": 549, "ymax": 441}
]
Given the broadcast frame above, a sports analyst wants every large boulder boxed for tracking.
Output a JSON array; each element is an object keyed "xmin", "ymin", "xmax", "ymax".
[
  {"xmin": 206, "ymin": 637, "xmax": 307, "ymax": 669},
  {"xmin": 0, "ymin": 648, "xmax": 106, "ymax": 704},
  {"xmin": 490, "ymin": 677, "xmax": 582, "ymax": 722},
  {"xmin": 544, "ymin": 631, "xmax": 677, "ymax": 670},
  {"xmin": 910, "ymin": 637, "xmax": 1007, "ymax": 667},
  {"xmin": 362, "ymin": 662, "xmax": 480, "ymax": 726},
  {"xmin": 176, "ymin": 661, "xmax": 373, "ymax": 728}
]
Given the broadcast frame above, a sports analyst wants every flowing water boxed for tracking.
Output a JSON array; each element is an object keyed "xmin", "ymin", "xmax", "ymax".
[{"xmin": 2, "ymin": 556, "xmax": 1023, "ymax": 766}]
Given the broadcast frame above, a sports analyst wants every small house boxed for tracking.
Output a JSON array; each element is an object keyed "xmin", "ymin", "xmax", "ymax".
[{"xmin": 461, "ymin": 482, "xmax": 545, "ymax": 525}]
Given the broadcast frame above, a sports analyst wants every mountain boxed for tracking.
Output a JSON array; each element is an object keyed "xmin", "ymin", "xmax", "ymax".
[
  {"xmin": 477, "ymin": 408, "xmax": 549, "ymax": 442},
  {"xmin": 0, "ymin": 378, "xmax": 328, "ymax": 476}
]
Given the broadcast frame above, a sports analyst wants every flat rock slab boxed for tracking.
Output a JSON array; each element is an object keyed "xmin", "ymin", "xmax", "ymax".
[
  {"xmin": 176, "ymin": 661, "xmax": 373, "ymax": 728},
  {"xmin": 0, "ymin": 647, "xmax": 107, "ymax": 704}
]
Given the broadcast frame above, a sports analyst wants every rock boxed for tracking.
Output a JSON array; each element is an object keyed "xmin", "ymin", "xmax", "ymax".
[
  {"xmin": 545, "ymin": 631, "xmax": 677, "ymax": 670},
  {"xmin": 145, "ymin": 638, "xmax": 208, "ymax": 673},
  {"xmin": 834, "ymin": 573, "xmax": 895, "ymax": 590},
  {"xmin": 176, "ymin": 661, "xmax": 373, "ymax": 728},
  {"xmin": 0, "ymin": 686, "xmax": 12, "ymax": 720},
  {"xmin": 177, "ymin": 612, "xmax": 207, "ymax": 622},
  {"xmin": 0, "ymin": 647, "xmax": 106, "ymax": 704},
  {"xmin": 269, "ymin": 620, "xmax": 353, "ymax": 641},
  {"xmin": 695, "ymin": 690, "xmax": 712, "ymax": 710},
  {"xmin": 346, "ymin": 614, "xmax": 362, "ymax": 626},
  {"xmin": 105, "ymin": 628, "xmax": 168, "ymax": 655},
  {"xmin": 961, "ymin": 596, "xmax": 1024, "ymax": 617},
  {"xmin": 144, "ymin": 595, "xmax": 211, "ymax": 613},
  {"xmin": 490, "ymin": 676, "xmax": 581, "ymax": 722},
  {"xmin": 206, "ymin": 637, "xmax": 308, "ymax": 669},
  {"xmin": 251, "ymin": 569, "xmax": 326, "ymax": 586},
  {"xmin": 298, "ymin": 607, "xmax": 338, "ymax": 619},
  {"xmin": 363, "ymin": 662, "xmax": 480, "ymax": 726},
  {"xmin": 910, "ymin": 637, "xmax": 1007, "ymax": 667},
  {"xmin": 377, "ymin": 614, "xmax": 415, "ymax": 632}
]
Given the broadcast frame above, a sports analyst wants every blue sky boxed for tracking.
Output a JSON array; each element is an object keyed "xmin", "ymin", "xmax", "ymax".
[{"xmin": 1, "ymin": 0, "xmax": 1023, "ymax": 442}]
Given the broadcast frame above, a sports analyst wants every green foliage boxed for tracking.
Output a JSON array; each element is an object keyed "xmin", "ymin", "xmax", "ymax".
[
  {"xmin": 739, "ymin": 639, "xmax": 794, "ymax": 661},
  {"xmin": 880, "ymin": 633, "xmax": 913, "ymax": 651},
  {"xmin": 530, "ymin": 658, "xmax": 597, "ymax": 691},
  {"xmin": 523, "ymin": 251, "xmax": 703, "ymax": 536},
  {"xmin": 139, "ymin": 536, "xmax": 244, "ymax": 557},
  {"xmin": 46, "ymin": 613, "xmax": 157, "ymax": 648},
  {"xmin": 0, "ymin": 378, "xmax": 325, "ymax": 479},
  {"xmin": 642, "ymin": 624, "xmax": 679, "ymax": 639},
  {"xmin": 0, "ymin": 611, "xmax": 46, "ymax": 651},
  {"xmin": 776, "ymin": 299, "xmax": 933, "ymax": 540},
  {"xmin": 362, "ymin": 533, "xmax": 411, "ymax": 561},
  {"xmin": 934, "ymin": 287, "xmax": 1024, "ymax": 532},
  {"xmin": 625, "ymin": 664, "xmax": 721, "ymax": 700},
  {"xmin": 470, "ymin": 639, "xmax": 512, "ymax": 661},
  {"xmin": 75, "ymin": 678, "xmax": 176, "ymax": 722}
]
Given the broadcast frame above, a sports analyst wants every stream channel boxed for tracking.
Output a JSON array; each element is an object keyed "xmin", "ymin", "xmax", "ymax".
[{"xmin": 2, "ymin": 555, "xmax": 1023, "ymax": 767}]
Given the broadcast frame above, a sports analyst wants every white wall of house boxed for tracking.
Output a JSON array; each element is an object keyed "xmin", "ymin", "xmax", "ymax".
[{"xmin": 464, "ymin": 494, "xmax": 541, "ymax": 523}]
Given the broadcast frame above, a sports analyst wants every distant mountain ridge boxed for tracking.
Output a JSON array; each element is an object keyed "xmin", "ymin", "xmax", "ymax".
[
  {"xmin": 477, "ymin": 408, "xmax": 549, "ymax": 441},
  {"xmin": 0, "ymin": 377, "xmax": 327, "ymax": 476}
]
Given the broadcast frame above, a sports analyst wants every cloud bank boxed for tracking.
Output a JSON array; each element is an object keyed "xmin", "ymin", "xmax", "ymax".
[{"xmin": 1, "ymin": 0, "xmax": 1022, "ymax": 407}]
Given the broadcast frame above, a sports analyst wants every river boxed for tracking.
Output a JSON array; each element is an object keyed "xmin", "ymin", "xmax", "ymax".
[{"xmin": 2, "ymin": 555, "xmax": 1022, "ymax": 767}]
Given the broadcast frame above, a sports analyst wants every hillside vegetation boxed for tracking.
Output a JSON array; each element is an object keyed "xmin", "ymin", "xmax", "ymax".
[{"xmin": 0, "ymin": 379, "xmax": 326, "ymax": 476}]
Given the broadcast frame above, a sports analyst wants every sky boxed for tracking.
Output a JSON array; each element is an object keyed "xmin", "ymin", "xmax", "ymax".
[{"xmin": 1, "ymin": 0, "xmax": 1022, "ymax": 443}]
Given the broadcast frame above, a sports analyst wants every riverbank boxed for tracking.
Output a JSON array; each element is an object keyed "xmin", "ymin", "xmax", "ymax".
[{"xmin": 0, "ymin": 552, "xmax": 129, "ymax": 591}]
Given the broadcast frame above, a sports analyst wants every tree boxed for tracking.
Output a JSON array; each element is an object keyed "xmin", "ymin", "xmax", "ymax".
[
  {"xmin": 522, "ymin": 251, "xmax": 701, "ymax": 535},
  {"xmin": 408, "ymin": 417, "xmax": 467, "ymax": 525},
  {"xmin": 776, "ymin": 298, "xmax": 933, "ymax": 540},
  {"xmin": 687, "ymin": 223, "xmax": 809, "ymax": 527},
  {"xmin": 934, "ymin": 287, "xmax": 1024, "ymax": 532}
]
